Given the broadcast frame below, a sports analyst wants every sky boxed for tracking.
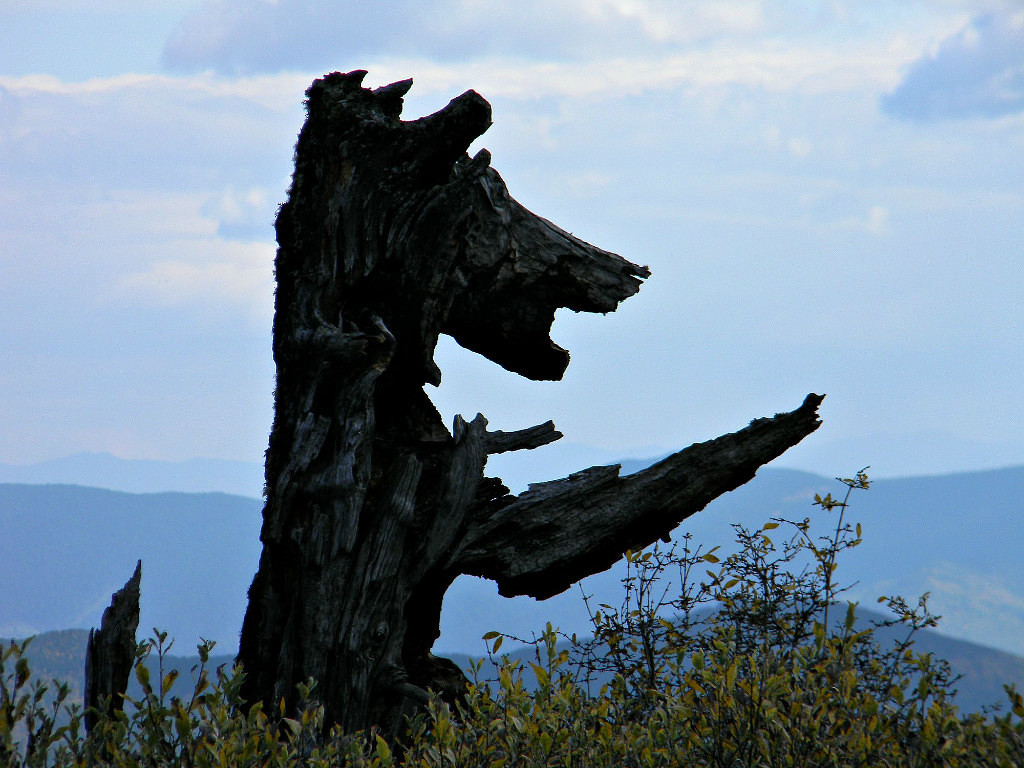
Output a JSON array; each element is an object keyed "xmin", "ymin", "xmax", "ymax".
[{"xmin": 2, "ymin": 0, "xmax": 1023, "ymax": 481}]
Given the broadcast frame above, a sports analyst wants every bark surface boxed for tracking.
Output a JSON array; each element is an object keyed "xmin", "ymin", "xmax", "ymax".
[
  {"xmin": 84, "ymin": 560, "xmax": 141, "ymax": 733},
  {"xmin": 237, "ymin": 70, "xmax": 824, "ymax": 734}
]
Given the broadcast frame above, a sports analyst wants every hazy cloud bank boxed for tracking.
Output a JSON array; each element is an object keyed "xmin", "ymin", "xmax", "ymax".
[
  {"xmin": 161, "ymin": 0, "xmax": 770, "ymax": 75},
  {"xmin": 3, "ymin": 0, "xmax": 1024, "ymax": 475},
  {"xmin": 884, "ymin": 10, "xmax": 1024, "ymax": 120}
]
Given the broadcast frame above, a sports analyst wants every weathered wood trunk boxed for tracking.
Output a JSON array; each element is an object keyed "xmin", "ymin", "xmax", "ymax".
[
  {"xmin": 237, "ymin": 70, "xmax": 824, "ymax": 734},
  {"xmin": 84, "ymin": 560, "xmax": 141, "ymax": 733}
]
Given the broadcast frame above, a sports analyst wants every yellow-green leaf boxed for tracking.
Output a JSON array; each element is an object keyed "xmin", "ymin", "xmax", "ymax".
[
  {"xmin": 161, "ymin": 669, "xmax": 179, "ymax": 696},
  {"xmin": 530, "ymin": 663, "xmax": 550, "ymax": 688},
  {"xmin": 375, "ymin": 733, "xmax": 392, "ymax": 762}
]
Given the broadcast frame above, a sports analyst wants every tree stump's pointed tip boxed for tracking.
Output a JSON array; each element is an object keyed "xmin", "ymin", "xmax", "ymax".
[
  {"xmin": 468, "ymin": 148, "xmax": 492, "ymax": 172},
  {"xmin": 432, "ymin": 88, "xmax": 492, "ymax": 135},
  {"xmin": 761, "ymin": 393, "xmax": 825, "ymax": 429},
  {"xmin": 456, "ymin": 88, "xmax": 489, "ymax": 107},
  {"xmin": 85, "ymin": 561, "xmax": 143, "ymax": 733},
  {"xmin": 306, "ymin": 70, "xmax": 370, "ymax": 103},
  {"xmin": 800, "ymin": 392, "xmax": 826, "ymax": 415},
  {"xmin": 125, "ymin": 560, "xmax": 142, "ymax": 593},
  {"xmin": 329, "ymin": 69, "xmax": 368, "ymax": 86},
  {"xmin": 374, "ymin": 78, "xmax": 414, "ymax": 117},
  {"xmin": 374, "ymin": 77, "xmax": 413, "ymax": 96}
]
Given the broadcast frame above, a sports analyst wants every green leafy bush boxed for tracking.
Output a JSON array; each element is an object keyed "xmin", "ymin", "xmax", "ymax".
[{"xmin": 4, "ymin": 469, "xmax": 1024, "ymax": 766}]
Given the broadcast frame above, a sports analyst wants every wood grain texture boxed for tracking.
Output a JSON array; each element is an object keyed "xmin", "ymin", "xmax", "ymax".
[
  {"xmin": 84, "ymin": 560, "xmax": 141, "ymax": 733},
  {"xmin": 236, "ymin": 70, "xmax": 823, "ymax": 734}
]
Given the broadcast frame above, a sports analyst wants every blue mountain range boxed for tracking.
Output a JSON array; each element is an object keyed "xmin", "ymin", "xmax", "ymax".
[{"xmin": 2, "ymin": 453, "xmax": 1022, "ymax": 666}]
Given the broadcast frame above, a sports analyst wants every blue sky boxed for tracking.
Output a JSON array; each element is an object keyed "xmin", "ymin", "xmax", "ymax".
[{"xmin": 2, "ymin": 0, "xmax": 1023, "ymax": 480}]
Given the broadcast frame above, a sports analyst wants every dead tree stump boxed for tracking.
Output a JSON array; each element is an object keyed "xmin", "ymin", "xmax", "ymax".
[
  {"xmin": 237, "ymin": 70, "xmax": 824, "ymax": 734},
  {"xmin": 84, "ymin": 560, "xmax": 141, "ymax": 733}
]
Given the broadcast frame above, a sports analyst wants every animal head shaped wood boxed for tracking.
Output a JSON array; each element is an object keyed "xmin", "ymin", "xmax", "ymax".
[{"xmin": 274, "ymin": 70, "xmax": 650, "ymax": 391}]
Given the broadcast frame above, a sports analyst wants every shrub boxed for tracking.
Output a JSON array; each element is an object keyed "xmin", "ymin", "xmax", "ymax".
[{"xmin": 3, "ymin": 469, "xmax": 1024, "ymax": 766}]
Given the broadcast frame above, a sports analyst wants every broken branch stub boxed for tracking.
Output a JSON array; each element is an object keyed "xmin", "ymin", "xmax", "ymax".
[
  {"xmin": 84, "ymin": 561, "xmax": 141, "ymax": 733},
  {"xmin": 237, "ymin": 70, "xmax": 823, "ymax": 735}
]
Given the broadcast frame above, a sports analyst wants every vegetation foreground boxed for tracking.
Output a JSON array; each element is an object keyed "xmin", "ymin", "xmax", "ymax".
[{"xmin": 4, "ymin": 471, "xmax": 1024, "ymax": 766}]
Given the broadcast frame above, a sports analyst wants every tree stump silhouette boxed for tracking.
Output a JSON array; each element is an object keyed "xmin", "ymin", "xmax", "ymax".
[
  {"xmin": 236, "ymin": 70, "xmax": 824, "ymax": 734},
  {"xmin": 84, "ymin": 560, "xmax": 141, "ymax": 733}
]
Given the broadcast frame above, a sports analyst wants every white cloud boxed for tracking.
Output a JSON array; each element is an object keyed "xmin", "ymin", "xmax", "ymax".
[
  {"xmin": 338, "ymin": 40, "xmax": 919, "ymax": 110},
  {"xmin": 0, "ymin": 74, "xmax": 288, "ymax": 338},
  {"xmin": 4, "ymin": 4, "xmax": 1024, "ymax": 476},
  {"xmin": 161, "ymin": 0, "xmax": 775, "ymax": 75},
  {"xmin": 838, "ymin": 204, "xmax": 889, "ymax": 234},
  {"xmin": 865, "ymin": 205, "xmax": 889, "ymax": 234},
  {"xmin": 0, "ymin": 71, "xmax": 308, "ymax": 109},
  {"xmin": 883, "ymin": 10, "xmax": 1024, "ymax": 120},
  {"xmin": 201, "ymin": 186, "xmax": 277, "ymax": 241},
  {"xmin": 0, "ymin": 72, "xmax": 305, "ymax": 203},
  {"xmin": 158, "ymin": 0, "xmax": 975, "ymax": 103},
  {"xmin": 787, "ymin": 137, "xmax": 813, "ymax": 158},
  {"xmin": 3, "ymin": 0, "xmax": 171, "ymax": 8},
  {"xmin": 118, "ymin": 242, "xmax": 276, "ymax": 317}
]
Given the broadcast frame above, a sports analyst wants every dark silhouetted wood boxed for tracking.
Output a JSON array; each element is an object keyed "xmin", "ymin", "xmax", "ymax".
[
  {"xmin": 237, "ymin": 70, "xmax": 824, "ymax": 735},
  {"xmin": 84, "ymin": 560, "xmax": 141, "ymax": 732}
]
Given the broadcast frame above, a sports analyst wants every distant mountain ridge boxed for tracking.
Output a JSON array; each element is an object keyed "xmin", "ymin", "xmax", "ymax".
[
  {"xmin": 0, "ymin": 484, "xmax": 262, "ymax": 649},
  {"xmin": 0, "ymin": 452, "xmax": 265, "ymax": 497},
  {"xmin": 3, "ymin": 457, "xmax": 1024, "ymax": 662},
  {"xmin": 0, "ymin": 446, "xmax": 677, "ymax": 500}
]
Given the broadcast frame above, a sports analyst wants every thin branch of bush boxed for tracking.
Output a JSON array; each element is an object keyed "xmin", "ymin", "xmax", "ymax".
[{"xmin": 4, "ymin": 468, "xmax": 1024, "ymax": 766}]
